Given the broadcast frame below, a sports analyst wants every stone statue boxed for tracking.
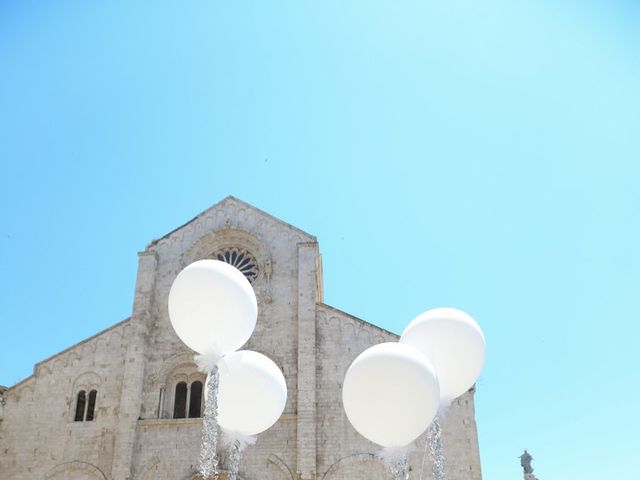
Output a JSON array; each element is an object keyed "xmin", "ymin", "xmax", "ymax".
[{"xmin": 519, "ymin": 450, "xmax": 533, "ymax": 474}]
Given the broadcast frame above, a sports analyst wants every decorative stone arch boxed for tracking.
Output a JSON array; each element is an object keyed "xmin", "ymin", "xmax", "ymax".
[
  {"xmin": 72, "ymin": 371, "xmax": 102, "ymax": 394},
  {"xmin": 45, "ymin": 461, "xmax": 108, "ymax": 479},
  {"xmin": 268, "ymin": 454, "xmax": 295, "ymax": 480},
  {"xmin": 322, "ymin": 453, "xmax": 389, "ymax": 480},
  {"xmin": 52, "ymin": 359, "xmax": 64, "ymax": 375},
  {"xmin": 155, "ymin": 352, "xmax": 197, "ymax": 385},
  {"xmin": 166, "ymin": 362, "xmax": 204, "ymax": 386},
  {"xmin": 183, "ymin": 227, "xmax": 273, "ymax": 302},
  {"xmin": 106, "ymin": 325, "xmax": 126, "ymax": 347},
  {"xmin": 64, "ymin": 350, "xmax": 82, "ymax": 369},
  {"xmin": 93, "ymin": 335, "xmax": 108, "ymax": 353},
  {"xmin": 138, "ymin": 460, "xmax": 161, "ymax": 480},
  {"xmin": 154, "ymin": 352, "xmax": 205, "ymax": 419},
  {"xmin": 37, "ymin": 363, "xmax": 53, "ymax": 377},
  {"xmin": 70, "ymin": 372, "xmax": 102, "ymax": 421}
]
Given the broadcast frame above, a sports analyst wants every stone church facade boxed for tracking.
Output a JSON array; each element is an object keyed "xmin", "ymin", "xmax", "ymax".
[{"xmin": 0, "ymin": 197, "xmax": 483, "ymax": 480}]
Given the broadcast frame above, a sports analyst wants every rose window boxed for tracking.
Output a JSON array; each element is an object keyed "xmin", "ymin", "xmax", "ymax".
[{"xmin": 211, "ymin": 247, "xmax": 259, "ymax": 284}]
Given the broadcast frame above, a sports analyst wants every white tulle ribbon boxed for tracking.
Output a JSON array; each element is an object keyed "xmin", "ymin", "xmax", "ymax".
[
  {"xmin": 194, "ymin": 350, "xmax": 223, "ymax": 374},
  {"xmin": 377, "ymin": 445, "xmax": 413, "ymax": 480}
]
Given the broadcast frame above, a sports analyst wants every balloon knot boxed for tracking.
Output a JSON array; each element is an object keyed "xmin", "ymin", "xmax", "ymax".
[
  {"xmin": 221, "ymin": 429, "xmax": 257, "ymax": 452},
  {"xmin": 377, "ymin": 444, "xmax": 414, "ymax": 466},
  {"xmin": 194, "ymin": 351, "xmax": 223, "ymax": 373}
]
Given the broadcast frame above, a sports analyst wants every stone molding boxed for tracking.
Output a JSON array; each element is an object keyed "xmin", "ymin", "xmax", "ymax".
[
  {"xmin": 152, "ymin": 351, "xmax": 199, "ymax": 388},
  {"xmin": 321, "ymin": 453, "xmax": 385, "ymax": 480},
  {"xmin": 20, "ymin": 319, "xmax": 130, "ymax": 386},
  {"xmin": 45, "ymin": 461, "xmax": 108, "ymax": 480},
  {"xmin": 71, "ymin": 371, "xmax": 102, "ymax": 393},
  {"xmin": 183, "ymin": 227, "xmax": 273, "ymax": 302},
  {"xmin": 268, "ymin": 454, "xmax": 296, "ymax": 480}
]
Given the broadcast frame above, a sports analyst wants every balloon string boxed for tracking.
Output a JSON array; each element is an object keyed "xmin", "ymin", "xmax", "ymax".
[
  {"xmin": 227, "ymin": 439, "xmax": 243, "ymax": 480},
  {"xmin": 389, "ymin": 455, "xmax": 409, "ymax": 480},
  {"xmin": 418, "ymin": 430, "xmax": 428, "ymax": 480},
  {"xmin": 198, "ymin": 366, "xmax": 220, "ymax": 480},
  {"xmin": 426, "ymin": 416, "xmax": 446, "ymax": 480},
  {"xmin": 379, "ymin": 449, "xmax": 410, "ymax": 480}
]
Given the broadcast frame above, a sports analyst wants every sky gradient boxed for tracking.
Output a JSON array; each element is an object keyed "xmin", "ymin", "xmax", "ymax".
[{"xmin": 1, "ymin": 1, "xmax": 639, "ymax": 479}]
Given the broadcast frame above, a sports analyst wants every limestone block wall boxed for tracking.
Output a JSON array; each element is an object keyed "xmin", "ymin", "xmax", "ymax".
[
  {"xmin": 438, "ymin": 390, "xmax": 483, "ymax": 480},
  {"xmin": 315, "ymin": 304, "xmax": 483, "ymax": 480},
  {"xmin": 0, "ymin": 320, "xmax": 130, "ymax": 480},
  {"xmin": 316, "ymin": 304, "xmax": 398, "ymax": 480},
  {"xmin": 138, "ymin": 197, "xmax": 315, "ymax": 423},
  {"xmin": 132, "ymin": 416, "xmax": 298, "ymax": 480},
  {"xmin": 128, "ymin": 197, "xmax": 321, "ymax": 479},
  {"xmin": 0, "ymin": 198, "xmax": 484, "ymax": 480}
]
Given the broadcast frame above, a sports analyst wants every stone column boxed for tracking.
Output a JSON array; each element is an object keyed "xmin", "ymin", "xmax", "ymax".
[
  {"xmin": 111, "ymin": 250, "xmax": 157, "ymax": 480},
  {"xmin": 524, "ymin": 473, "xmax": 537, "ymax": 480},
  {"xmin": 464, "ymin": 387, "xmax": 483, "ymax": 480},
  {"xmin": 296, "ymin": 242, "xmax": 320, "ymax": 479}
]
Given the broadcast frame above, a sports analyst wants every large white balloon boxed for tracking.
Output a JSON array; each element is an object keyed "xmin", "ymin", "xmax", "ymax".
[
  {"xmin": 168, "ymin": 260, "xmax": 257, "ymax": 356},
  {"xmin": 400, "ymin": 308, "xmax": 485, "ymax": 406},
  {"xmin": 342, "ymin": 342, "xmax": 440, "ymax": 448},
  {"xmin": 210, "ymin": 350, "xmax": 287, "ymax": 436}
]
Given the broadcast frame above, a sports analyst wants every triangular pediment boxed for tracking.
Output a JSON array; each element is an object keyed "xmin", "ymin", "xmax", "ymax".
[{"xmin": 149, "ymin": 196, "xmax": 315, "ymax": 249}]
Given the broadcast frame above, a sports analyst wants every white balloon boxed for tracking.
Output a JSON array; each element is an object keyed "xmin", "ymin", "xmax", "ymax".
[
  {"xmin": 168, "ymin": 260, "xmax": 257, "ymax": 356},
  {"xmin": 209, "ymin": 350, "xmax": 287, "ymax": 436},
  {"xmin": 342, "ymin": 342, "xmax": 440, "ymax": 448},
  {"xmin": 400, "ymin": 308, "xmax": 485, "ymax": 406}
]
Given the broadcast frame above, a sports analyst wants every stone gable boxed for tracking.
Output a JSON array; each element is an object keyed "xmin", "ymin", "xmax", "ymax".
[{"xmin": 0, "ymin": 198, "xmax": 482, "ymax": 480}]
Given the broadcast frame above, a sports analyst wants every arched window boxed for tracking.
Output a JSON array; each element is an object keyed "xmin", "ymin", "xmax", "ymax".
[
  {"xmin": 173, "ymin": 382, "xmax": 188, "ymax": 419},
  {"xmin": 70, "ymin": 372, "xmax": 101, "ymax": 422},
  {"xmin": 189, "ymin": 380, "xmax": 203, "ymax": 418},
  {"xmin": 159, "ymin": 356, "xmax": 206, "ymax": 420},
  {"xmin": 74, "ymin": 390, "xmax": 86, "ymax": 422},
  {"xmin": 86, "ymin": 389, "xmax": 97, "ymax": 421}
]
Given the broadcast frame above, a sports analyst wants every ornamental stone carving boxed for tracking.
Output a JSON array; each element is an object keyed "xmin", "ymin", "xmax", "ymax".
[
  {"xmin": 45, "ymin": 461, "xmax": 108, "ymax": 480},
  {"xmin": 184, "ymin": 227, "xmax": 273, "ymax": 302}
]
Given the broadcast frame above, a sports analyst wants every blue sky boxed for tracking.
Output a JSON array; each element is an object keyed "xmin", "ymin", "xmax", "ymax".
[{"xmin": 1, "ymin": 1, "xmax": 639, "ymax": 479}]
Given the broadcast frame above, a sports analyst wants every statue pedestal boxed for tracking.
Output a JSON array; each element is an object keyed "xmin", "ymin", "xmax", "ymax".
[{"xmin": 524, "ymin": 473, "xmax": 537, "ymax": 480}]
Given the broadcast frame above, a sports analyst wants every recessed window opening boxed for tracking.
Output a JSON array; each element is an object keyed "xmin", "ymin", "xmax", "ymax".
[
  {"xmin": 74, "ymin": 391, "xmax": 86, "ymax": 422},
  {"xmin": 173, "ymin": 382, "xmax": 188, "ymax": 419},
  {"xmin": 74, "ymin": 389, "xmax": 97, "ymax": 422},
  {"xmin": 189, "ymin": 381, "xmax": 203, "ymax": 418},
  {"xmin": 86, "ymin": 390, "xmax": 97, "ymax": 421}
]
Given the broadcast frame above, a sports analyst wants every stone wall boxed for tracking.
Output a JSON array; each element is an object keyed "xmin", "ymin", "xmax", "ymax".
[
  {"xmin": 316, "ymin": 303, "xmax": 482, "ymax": 480},
  {"xmin": 0, "ymin": 197, "xmax": 483, "ymax": 480},
  {"xmin": 316, "ymin": 303, "xmax": 397, "ymax": 479},
  {"xmin": 0, "ymin": 320, "xmax": 130, "ymax": 480},
  {"xmin": 127, "ymin": 197, "xmax": 318, "ymax": 480}
]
